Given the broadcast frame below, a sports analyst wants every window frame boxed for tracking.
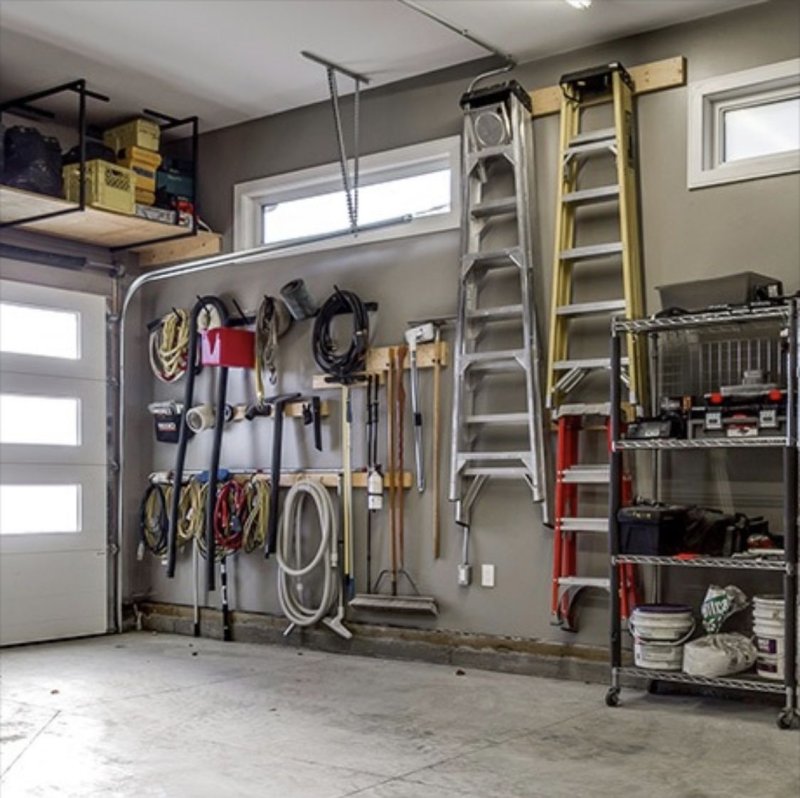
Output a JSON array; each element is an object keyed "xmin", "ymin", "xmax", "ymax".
[
  {"xmin": 688, "ymin": 58, "xmax": 800, "ymax": 189},
  {"xmin": 233, "ymin": 136, "xmax": 461, "ymax": 253}
]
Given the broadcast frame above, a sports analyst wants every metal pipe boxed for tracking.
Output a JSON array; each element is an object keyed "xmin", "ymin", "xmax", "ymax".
[
  {"xmin": 397, "ymin": 0, "xmax": 514, "ymax": 67},
  {"xmin": 783, "ymin": 299, "xmax": 798, "ymax": 707},
  {"xmin": 609, "ymin": 326, "xmax": 623, "ymax": 673}
]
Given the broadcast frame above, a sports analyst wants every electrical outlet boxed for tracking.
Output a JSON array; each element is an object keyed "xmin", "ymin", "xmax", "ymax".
[
  {"xmin": 481, "ymin": 564, "xmax": 495, "ymax": 588},
  {"xmin": 457, "ymin": 563, "xmax": 472, "ymax": 586}
]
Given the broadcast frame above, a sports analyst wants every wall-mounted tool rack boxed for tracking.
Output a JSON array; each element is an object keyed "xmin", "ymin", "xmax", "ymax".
[
  {"xmin": 606, "ymin": 301, "xmax": 799, "ymax": 730},
  {"xmin": 312, "ymin": 341, "xmax": 448, "ymax": 389},
  {"xmin": 0, "ymin": 79, "xmax": 200, "ymax": 252},
  {"xmin": 149, "ymin": 469, "xmax": 412, "ymax": 490}
]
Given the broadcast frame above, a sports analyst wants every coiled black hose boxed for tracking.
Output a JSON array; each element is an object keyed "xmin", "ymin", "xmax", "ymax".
[{"xmin": 312, "ymin": 287, "xmax": 369, "ymax": 384}]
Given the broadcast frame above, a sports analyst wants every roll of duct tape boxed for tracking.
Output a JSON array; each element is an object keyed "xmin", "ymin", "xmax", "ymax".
[{"xmin": 186, "ymin": 403, "xmax": 216, "ymax": 433}]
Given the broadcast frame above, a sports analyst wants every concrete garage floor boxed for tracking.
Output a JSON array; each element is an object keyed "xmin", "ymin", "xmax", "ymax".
[{"xmin": 0, "ymin": 633, "xmax": 797, "ymax": 798}]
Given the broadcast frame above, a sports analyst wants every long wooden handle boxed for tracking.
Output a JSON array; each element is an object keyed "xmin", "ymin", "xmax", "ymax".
[{"xmin": 395, "ymin": 346, "xmax": 408, "ymax": 567}]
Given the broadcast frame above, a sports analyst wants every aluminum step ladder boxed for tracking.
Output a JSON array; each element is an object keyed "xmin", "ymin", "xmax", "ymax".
[
  {"xmin": 545, "ymin": 62, "xmax": 648, "ymax": 411},
  {"xmin": 551, "ymin": 405, "xmax": 637, "ymax": 631},
  {"xmin": 449, "ymin": 80, "xmax": 547, "ymax": 585}
]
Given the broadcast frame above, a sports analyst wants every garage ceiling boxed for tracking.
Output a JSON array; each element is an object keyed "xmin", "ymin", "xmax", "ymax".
[{"xmin": 0, "ymin": 0, "xmax": 765, "ymax": 131}]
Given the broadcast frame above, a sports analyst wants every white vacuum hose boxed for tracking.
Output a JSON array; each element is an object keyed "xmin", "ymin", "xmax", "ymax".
[{"xmin": 276, "ymin": 480, "xmax": 338, "ymax": 628}]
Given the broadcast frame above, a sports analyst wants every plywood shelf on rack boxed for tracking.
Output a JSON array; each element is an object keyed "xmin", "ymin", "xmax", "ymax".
[{"xmin": 0, "ymin": 185, "xmax": 220, "ymax": 256}]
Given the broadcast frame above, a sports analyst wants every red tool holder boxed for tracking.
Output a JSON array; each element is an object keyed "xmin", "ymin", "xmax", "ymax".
[{"xmin": 201, "ymin": 328, "xmax": 255, "ymax": 369}]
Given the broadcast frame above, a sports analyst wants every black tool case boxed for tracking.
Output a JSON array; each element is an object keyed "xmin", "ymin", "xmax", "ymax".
[{"xmin": 617, "ymin": 504, "xmax": 687, "ymax": 555}]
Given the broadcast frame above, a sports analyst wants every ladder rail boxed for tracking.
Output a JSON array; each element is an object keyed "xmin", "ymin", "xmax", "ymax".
[{"xmin": 449, "ymin": 83, "xmax": 549, "ymax": 550}]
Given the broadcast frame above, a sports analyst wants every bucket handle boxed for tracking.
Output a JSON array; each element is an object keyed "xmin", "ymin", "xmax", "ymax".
[{"xmin": 629, "ymin": 617, "xmax": 696, "ymax": 647}]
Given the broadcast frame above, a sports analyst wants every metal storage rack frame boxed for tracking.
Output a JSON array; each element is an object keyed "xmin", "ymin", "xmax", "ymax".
[{"xmin": 606, "ymin": 301, "xmax": 799, "ymax": 729}]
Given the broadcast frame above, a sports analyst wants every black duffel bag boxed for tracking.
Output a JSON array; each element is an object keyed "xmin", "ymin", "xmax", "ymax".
[
  {"xmin": 681, "ymin": 507, "xmax": 751, "ymax": 557},
  {"xmin": 2, "ymin": 126, "xmax": 62, "ymax": 197}
]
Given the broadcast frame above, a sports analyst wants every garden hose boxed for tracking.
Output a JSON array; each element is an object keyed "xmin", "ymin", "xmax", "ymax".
[
  {"xmin": 311, "ymin": 287, "xmax": 369, "ymax": 384},
  {"xmin": 276, "ymin": 480, "xmax": 339, "ymax": 629},
  {"xmin": 138, "ymin": 482, "xmax": 170, "ymax": 556},
  {"xmin": 243, "ymin": 478, "xmax": 270, "ymax": 553}
]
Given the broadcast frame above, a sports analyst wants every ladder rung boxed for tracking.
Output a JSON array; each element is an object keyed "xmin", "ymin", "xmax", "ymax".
[
  {"xmin": 560, "ymin": 242, "xmax": 623, "ymax": 261},
  {"xmin": 559, "ymin": 517, "xmax": 608, "ymax": 533},
  {"xmin": 562, "ymin": 185, "xmax": 620, "ymax": 206},
  {"xmin": 553, "ymin": 357, "xmax": 627, "ymax": 371},
  {"xmin": 556, "ymin": 299, "xmax": 626, "ymax": 316},
  {"xmin": 463, "ymin": 249, "xmax": 521, "ymax": 270},
  {"xmin": 467, "ymin": 304, "xmax": 524, "ymax": 321},
  {"xmin": 558, "ymin": 576, "xmax": 610, "ymax": 590},
  {"xmin": 555, "ymin": 402, "xmax": 611, "ymax": 418},
  {"xmin": 466, "ymin": 413, "xmax": 529, "ymax": 425},
  {"xmin": 470, "ymin": 196, "xmax": 517, "ymax": 218},
  {"xmin": 463, "ymin": 466, "xmax": 529, "ymax": 478},
  {"xmin": 459, "ymin": 451, "xmax": 530, "ymax": 461},
  {"xmin": 561, "ymin": 465, "xmax": 610, "ymax": 484},
  {"xmin": 569, "ymin": 127, "xmax": 616, "ymax": 146},
  {"xmin": 461, "ymin": 349, "xmax": 527, "ymax": 369}
]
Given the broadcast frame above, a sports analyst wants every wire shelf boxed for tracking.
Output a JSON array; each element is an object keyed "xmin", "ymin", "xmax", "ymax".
[
  {"xmin": 614, "ymin": 436, "xmax": 787, "ymax": 450},
  {"xmin": 612, "ymin": 555, "xmax": 787, "ymax": 571},
  {"xmin": 617, "ymin": 666, "xmax": 786, "ymax": 694},
  {"xmin": 613, "ymin": 305, "xmax": 791, "ymax": 334}
]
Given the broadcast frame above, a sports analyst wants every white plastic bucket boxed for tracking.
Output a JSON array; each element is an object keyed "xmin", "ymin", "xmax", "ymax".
[
  {"xmin": 753, "ymin": 595, "xmax": 786, "ymax": 680},
  {"xmin": 630, "ymin": 604, "xmax": 695, "ymax": 671}
]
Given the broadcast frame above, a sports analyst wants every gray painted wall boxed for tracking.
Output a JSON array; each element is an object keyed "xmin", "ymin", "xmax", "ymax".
[{"xmin": 126, "ymin": 0, "xmax": 799, "ymax": 647}]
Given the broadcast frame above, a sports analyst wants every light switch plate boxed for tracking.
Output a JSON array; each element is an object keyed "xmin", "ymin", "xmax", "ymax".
[{"xmin": 481, "ymin": 564, "xmax": 495, "ymax": 588}]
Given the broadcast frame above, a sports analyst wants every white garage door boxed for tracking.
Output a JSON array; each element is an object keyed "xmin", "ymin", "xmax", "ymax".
[{"xmin": 0, "ymin": 279, "xmax": 108, "ymax": 646}]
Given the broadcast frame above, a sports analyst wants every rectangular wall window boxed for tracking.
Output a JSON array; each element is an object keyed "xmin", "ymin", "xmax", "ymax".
[
  {"xmin": 0, "ymin": 302, "xmax": 80, "ymax": 359},
  {"xmin": 0, "ymin": 394, "xmax": 80, "ymax": 446},
  {"xmin": 234, "ymin": 137, "xmax": 461, "ymax": 255},
  {"xmin": 0, "ymin": 484, "xmax": 81, "ymax": 534},
  {"xmin": 688, "ymin": 58, "xmax": 800, "ymax": 189},
  {"xmin": 263, "ymin": 168, "xmax": 452, "ymax": 245}
]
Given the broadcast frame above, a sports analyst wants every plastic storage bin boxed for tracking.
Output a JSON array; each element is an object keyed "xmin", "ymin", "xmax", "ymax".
[{"xmin": 63, "ymin": 159, "xmax": 135, "ymax": 215}]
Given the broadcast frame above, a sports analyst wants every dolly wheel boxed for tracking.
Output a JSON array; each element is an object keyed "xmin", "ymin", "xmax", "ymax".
[
  {"xmin": 605, "ymin": 688, "xmax": 620, "ymax": 708},
  {"xmin": 776, "ymin": 710, "xmax": 800, "ymax": 730}
]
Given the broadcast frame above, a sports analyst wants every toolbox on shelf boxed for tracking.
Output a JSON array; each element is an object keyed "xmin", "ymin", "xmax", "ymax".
[{"xmin": 62, "ymin": 159, "xmax": 136, "ymax": 215}]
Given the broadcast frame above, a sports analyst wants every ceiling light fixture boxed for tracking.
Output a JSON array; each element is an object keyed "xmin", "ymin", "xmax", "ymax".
[{"xmin": 565, "ymin": 0, "xmax": 592, "ymax": 9}]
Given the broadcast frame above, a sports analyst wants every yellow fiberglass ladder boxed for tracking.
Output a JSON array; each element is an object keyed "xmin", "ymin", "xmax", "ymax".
[{"xmin": 546, "ymin": 62, "xmax": 647, "ymax": 630}]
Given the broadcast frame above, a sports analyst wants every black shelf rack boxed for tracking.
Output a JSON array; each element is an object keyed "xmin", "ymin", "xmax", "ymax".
[
  {"xmin": 607, "ymin": 300, "xmax": 799, "ymax": 729},
  {"xmin": 0, "ymin": 79, "xmax": 199, "ymax": 251}
]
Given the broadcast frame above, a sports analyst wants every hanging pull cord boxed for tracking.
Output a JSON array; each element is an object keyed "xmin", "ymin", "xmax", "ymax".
[{"xmin": 326, "ymin": 66, "xmax": 361, "ymax": 231}]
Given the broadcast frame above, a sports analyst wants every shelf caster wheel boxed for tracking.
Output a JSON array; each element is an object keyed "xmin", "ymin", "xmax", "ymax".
[
  {"xmin": 776, "ymin": 710, "xmax": 800, "ymax": 730},
  {"xmin": 605, "ymin": 688, "xmax": 620, "ymax": 708}
]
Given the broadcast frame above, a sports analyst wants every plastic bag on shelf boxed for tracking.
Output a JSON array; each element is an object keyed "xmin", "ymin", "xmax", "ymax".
[
  {"xmin": 701, "ymin": 584, "xmax": 748, "ymax": 634},
  {"xmin": 683, "ymin": 633, "xmax": 757, "ymax": 677}
]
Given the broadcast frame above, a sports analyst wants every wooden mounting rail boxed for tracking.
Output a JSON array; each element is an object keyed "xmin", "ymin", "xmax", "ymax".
[
  {"xmin": 529, "ymin": 56, "xmax": 686, "ymax": 118},
  {"xmin": 148, "ymin": 469, "xmax": 412, "ymax": 489}
]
